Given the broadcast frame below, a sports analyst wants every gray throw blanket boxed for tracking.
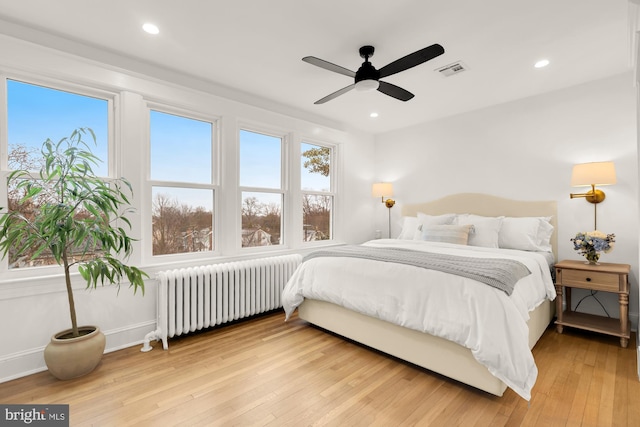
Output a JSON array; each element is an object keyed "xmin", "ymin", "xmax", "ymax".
[{"xmin": 303, "ymin": 245, "xmax": 531, "ymax": 295}]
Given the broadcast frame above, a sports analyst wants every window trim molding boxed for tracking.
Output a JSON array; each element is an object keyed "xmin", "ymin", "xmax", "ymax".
[
  {"xmin": 300, "ymin": 137, "xmax": 339, "ymax": 246},
  {"xmin": 237, "ymin": 124, "xmax": 289, "ymax": 251},
  {"xmin": 144, "ymin": 102, "xmax": 220, "ymax": 262}
]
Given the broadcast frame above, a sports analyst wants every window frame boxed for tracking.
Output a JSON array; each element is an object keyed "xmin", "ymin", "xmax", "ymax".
[
  {"xmin": 300, "ymin": 138, "xmax": 337, "ymax": 246},
  {"xmin": 237, "ymin": 124, "xmax": 289, "ymax": 252},
  {"xmin": 0, "ymin": 73, "xmax": 117, "ymax": 278},
  {"xmin": 144, "ymin": 102, "xmax": 220, "ymax": 264}
]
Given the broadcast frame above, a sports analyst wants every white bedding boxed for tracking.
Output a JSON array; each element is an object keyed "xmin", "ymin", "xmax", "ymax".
[{"xmin": 282, "ymin": 239, "xmax": 556, "ymax": 400}]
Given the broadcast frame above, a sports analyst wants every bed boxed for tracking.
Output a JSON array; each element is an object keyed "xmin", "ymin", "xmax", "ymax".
[{"xmin": 282, "ymin": 193, "xmax": 557, "ymax": 400}]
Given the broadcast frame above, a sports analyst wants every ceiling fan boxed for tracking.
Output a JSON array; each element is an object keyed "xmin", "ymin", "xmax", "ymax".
[{"xmin": 302, "ymin": 44, "xmax": 445, "ymax": 104}]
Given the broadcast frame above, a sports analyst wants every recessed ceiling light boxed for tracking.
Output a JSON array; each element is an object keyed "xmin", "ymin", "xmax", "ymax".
[
  {"xmin": 370, "ymin": 112, "xmax": 379, "ymax": 118},
  {"xmin": 534, "ymin": 59, "xmax": 549, "ymax": 68},
  {"xmin": 142, "ymin": 23, "xmax": 160, "ymax": 35}
]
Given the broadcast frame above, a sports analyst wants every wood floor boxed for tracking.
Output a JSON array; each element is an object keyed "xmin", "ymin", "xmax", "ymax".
[{"xmin": 2, "ymin": 311, "xmax": 639, "ymax": 426}]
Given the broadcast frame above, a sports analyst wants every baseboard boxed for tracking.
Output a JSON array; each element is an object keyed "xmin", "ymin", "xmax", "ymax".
[
  {"xmin": 0, "ymin": 346, "xmax": 48, "ymax": 383},
  {"xmin": 0, "ymin": 320, "xmax": 156, "ymax": 384},
  {"xmin": 637, "ymin": 345, "xmax": 640, "ymax": 381},
  {"xmin": 103, "ymin": 320, "xmax": 156, "ymax": 353}
]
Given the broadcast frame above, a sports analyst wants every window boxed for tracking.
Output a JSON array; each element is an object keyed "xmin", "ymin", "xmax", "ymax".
[
  {"xmin": 149, "ymin": 109, "xmax": 215, "ymax": 256},
  {"xmin": 4, "ymin": 79, "xmax": 110, "ymax": 269},
  {"xmin": 301, "ymin": 142, "xmax": 333, "ymax": 242},
  {"xmin": 239, "ymin": 129, "xmax": 284, "ymax": 248}
]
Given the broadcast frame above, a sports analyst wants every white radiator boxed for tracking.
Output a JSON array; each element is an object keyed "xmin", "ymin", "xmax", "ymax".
[{"xmin": 141, "ymin": 254, "xmax": 302, "ymax": 351}]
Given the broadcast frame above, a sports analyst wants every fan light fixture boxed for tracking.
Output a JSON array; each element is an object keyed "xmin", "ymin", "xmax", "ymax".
[{"xmin": 355, "ymin": 79, "xmax": 380, "ymax": 92}]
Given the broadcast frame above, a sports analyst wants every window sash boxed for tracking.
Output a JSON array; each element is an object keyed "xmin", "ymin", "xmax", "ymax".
[
  {"xmin": 300, "ymin": 140, "xmax": 335, "ymax": 243},
  {"xmin": 147, "ymin": 105, "xmax": 218, "ymax": 259},
  {"xmin": 301, "ymin": 142, "xmax": 332, "ymax": 193},
  {"xmin": 239, "ymin": 127, "xmax": 287, "ymax": 250},
  {"xmin": 302, "ymin": 193, "xmax": 333, "ymax": 242},
  {"xmin": 241, "ymin": 191, "xmax": 283, "ymax": 248},
  {"xmin": 4, "ymin": 77, "xmax": 115, "ymax": 178}
]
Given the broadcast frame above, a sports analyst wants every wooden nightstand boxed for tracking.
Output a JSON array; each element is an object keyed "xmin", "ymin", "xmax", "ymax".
[{"xmin": 554, "ymin": 260, "xmax": 630, "ymax": 347}]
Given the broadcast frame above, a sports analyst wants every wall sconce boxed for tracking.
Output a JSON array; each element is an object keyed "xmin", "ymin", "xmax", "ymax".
[
  {"xmin": 372, "ymin": 182, "xmax": 395, "ymax": 238},
  {"xmin": 569, "ymin": 161, "xmax": 616, "ymax": 230}
]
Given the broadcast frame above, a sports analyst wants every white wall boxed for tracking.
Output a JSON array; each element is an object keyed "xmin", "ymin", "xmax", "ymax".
[
  {"xmin": 374, "ymin": 72, "xmax": 639, "ymax": 329},
  {"xmin": 0, "ymin": 35, "xmax": 375, "ymax": 382}
]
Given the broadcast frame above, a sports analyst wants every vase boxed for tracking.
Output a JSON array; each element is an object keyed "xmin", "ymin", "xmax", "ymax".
[
  {"xmin": 44, "ymin": 326, "xmax": 106, "ymax": 380},
  {"xmin": 584, "ymin": 251, "xmax": 600, "ymax": 265}
]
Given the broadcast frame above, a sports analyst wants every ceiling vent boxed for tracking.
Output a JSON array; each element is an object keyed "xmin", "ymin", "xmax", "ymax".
[{"xmin": 436, "ymin": 61, "xmax": 468, "ymax": 77}]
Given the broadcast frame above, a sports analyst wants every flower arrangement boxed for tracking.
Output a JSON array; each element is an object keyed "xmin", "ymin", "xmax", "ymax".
[{"xmin": 570, "ymin": 231, "xmax": 615, "ymax": 264}]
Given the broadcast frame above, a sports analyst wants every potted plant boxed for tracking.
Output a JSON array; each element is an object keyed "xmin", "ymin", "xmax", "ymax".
[{"xmin": 0, "ymin": 128, "xmax": 147, "ymax": 380}]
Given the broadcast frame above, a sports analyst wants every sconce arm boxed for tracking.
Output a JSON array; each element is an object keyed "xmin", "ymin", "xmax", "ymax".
[{"xmin": 569, "ymin": 185, "xmax": 605, "ymax": 204}]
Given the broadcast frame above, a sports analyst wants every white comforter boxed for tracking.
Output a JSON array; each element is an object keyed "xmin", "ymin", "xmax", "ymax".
[{"xmin": 282, "ymin": 239, "xmax": 556, "ymax": 400}]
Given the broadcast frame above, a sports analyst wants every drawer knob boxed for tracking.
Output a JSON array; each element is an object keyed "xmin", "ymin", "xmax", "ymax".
[{"xmin": 586, "ymin": 277, "xmax": 592, "ymax": 282}]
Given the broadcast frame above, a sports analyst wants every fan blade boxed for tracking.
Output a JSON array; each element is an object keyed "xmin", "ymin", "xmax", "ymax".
[
  {"xmin": 314, "ymin": 84, "xmax": 356, "ymax": 104},
  {"xmin": 378, "ymin": 44, "xmax": 445, "ymax": 78},
  {"xmin": 302, "ymin": 56, "xmax": 356, "ymax": 78},
  {"xmin": 377, "ymin": 81, "xmax": 414, "ymax": 101}
]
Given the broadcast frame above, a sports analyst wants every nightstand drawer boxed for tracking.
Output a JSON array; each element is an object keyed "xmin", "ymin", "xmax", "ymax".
[{"xmin": 561, "ymin": 269, "xmax": 619, "ymax": 291}]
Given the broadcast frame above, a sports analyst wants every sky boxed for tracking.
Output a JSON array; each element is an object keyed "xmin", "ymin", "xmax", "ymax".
[
  {"xmin": 7, "ymin": 79, "xmax": 330, "ymax": 213},
  {"xmin": 7, "ymin": 79, "xmax": 109, "ymax": 177}
]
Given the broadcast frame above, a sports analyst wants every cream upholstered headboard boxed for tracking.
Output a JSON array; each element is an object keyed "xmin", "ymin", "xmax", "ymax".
[{"xmin": 401, "ymin": 193, "xmax": 558, "ymax": 259}]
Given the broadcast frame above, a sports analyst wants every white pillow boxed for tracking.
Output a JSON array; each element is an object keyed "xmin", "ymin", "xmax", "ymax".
[
  {"xmin": 456, "ymin": 214, "xmax": 503, "ymax": 248},
  {"xmin": 537, "ymin": 218, "xmax": 554, "ymax": 251},
  {"xmin": 397, "ymin": 216, "xmax": 419, "ymax": 240},
  {"xmin": 414, "ymin": 212, "xmax": 457, "ymax": 240},
  {"xmin": 499, "ymin": 216, "xmax": 554, "ymax": 252},
  {"xmin": 420, "ymin": 224, "xmax": 473, "ymax": 245}
]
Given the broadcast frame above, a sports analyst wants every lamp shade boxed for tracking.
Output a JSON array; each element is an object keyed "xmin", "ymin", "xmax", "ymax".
[
  {"xmin": 372, "ymin": 182, "xmax": 393, "ymax": 198},
  {"xmin": 570, "ymin": 161, "xmax": 616, "ymax": 187}
]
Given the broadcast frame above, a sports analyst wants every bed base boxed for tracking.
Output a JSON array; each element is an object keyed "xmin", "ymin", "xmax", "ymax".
[
  {"xmin": 298, "ymin": 193, "xmax": 557, "ymax": 397},
  {"xmin": 298, "ymin": 298, "xmax": 553, "ymax": 397}
]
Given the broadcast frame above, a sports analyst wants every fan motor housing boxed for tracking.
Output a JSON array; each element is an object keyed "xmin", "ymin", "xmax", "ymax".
[
  {"xmin": 355, "ymin": 61, "xmax": 379, "ymax": 83},
  {"xmin": 356, "ymin": 45, "xmax": 379, "ymax": 83}
]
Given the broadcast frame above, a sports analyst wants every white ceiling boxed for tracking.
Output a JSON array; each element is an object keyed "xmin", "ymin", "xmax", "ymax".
[{"xmin": 0, "ymin": 0, "xmax": 632, "ymax": 135}]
